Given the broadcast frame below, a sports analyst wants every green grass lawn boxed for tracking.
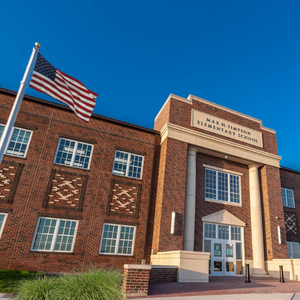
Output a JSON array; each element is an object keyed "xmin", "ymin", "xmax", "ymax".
[{"xmin": 0, "ymin": 270, "xmax": 43, "ymax": 293}]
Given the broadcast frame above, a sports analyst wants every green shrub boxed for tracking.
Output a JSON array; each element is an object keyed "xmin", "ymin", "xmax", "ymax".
[
  {"xmin": 15, "ymin": 276, "xmax": 57, "ymax": 300},
  {"xmin": 0, "ymin": 270, "xmax": 43, "ymax": 293},
  {"xmin": 16, "ymin": 269, "xmax": 124, "ymax": 300}
]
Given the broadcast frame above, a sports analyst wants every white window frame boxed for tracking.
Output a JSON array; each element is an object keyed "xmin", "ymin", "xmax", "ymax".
[
  {"xmin": 287, "ymin": 241, "xmax": 300, "ymax": 258},
  {"xmin": 0, "ymin": 124, "xmax": 33, "ymax": 158},
  {"xmin": 0, "ymin": 213, "xmax": 8, "ymax": 239},
  {"xmin": 205, "ymin": 168, "xmax": 242, "ymax": 206},
  {"xmin": 112, "ymin": 150, "xmax": 144, "ymax": 179},
  {"xmin": 282, "ymin": 188, "xmax": 295, "ymax": 208},
  {"xmin": 30, "ymin": 217, "xmax": 79, "ymax": 253},
  {"xmin": 99, "ymin": 223, "xmax": 136, "ymax": 256},
  {"xmin": 54, "ymin": 137, "xmax": 93, "ymax": 170}
]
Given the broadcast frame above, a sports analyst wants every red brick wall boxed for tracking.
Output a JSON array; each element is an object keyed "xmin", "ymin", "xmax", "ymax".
[
  {"xmin": 280, "ymin": 168, "xmax": 300, "ymax": 244},
  {"xmin": 194, "ymin": 153, "xmax": 253, "ymax": 260},
  {"xmin": 154, "ymin": 99, "xmax": 170, "ymax": 131},
  {"xmin": 155, "ymin": 96, "xmax": 278, "ymax": 155},
  {"xmin": 149, "ymin": 267, "xmax": 177, "ymax": 284},
  {"xmin": 261, "ymin": 165, "xmax": 288, "ymax": 260},
  {"xmin": 151, "ymin": 138, "xmax": 187, "ymax": 254},
  {"xmin": 0, "ymin": 90, "xmax": 158, "ymax": 273},
  {"xmin": 122, "ymin": 267, "xmax": 150, "ymax": 297}
]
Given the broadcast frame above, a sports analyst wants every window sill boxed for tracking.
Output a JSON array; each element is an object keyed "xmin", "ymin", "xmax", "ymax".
[
  {"xmin": 283, "ymin": 205, "xmax": 295, "ymax": 209},
  {"xmin": 205, "ymin": 198, "xmax": 242, "ymax": 207},
  {"xmin": 112, "ymin": 174, "xmax": 143, "ymax": 181},
  {"xmin": 4, "ymin": 154, "xmax": 27, "ymax": 160},
  {"xmin": 53, "ymin": 163, "xmax": 91, "ymax": 172},
  {"xmin": 99, "ymin": 253, "xmax": 134, "ymax": 257},
  {"xmin": 30, "ymin": 251, "xmax": 75, "ymax": 255}
]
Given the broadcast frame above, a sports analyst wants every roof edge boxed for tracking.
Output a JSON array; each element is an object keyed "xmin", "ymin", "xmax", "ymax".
[
  {"xmin": 280, "ymin": 166, "xmax": 300, "ymax": 175},
  {"xmin": 0, "ymin": 87, "xmax": 159, "ymax": 135}
]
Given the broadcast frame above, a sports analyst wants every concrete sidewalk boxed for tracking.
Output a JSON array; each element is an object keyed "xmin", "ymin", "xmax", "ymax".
[
  {"xmin": 0, "ymin": 294, "xmax": 14, "ymax": 299},
  {"xmin": 138, "ymin": 294, "xmax": 300, "ymax": 300},
  {"xmin": 2, "ymin": 293, "xmax": 300, "ymax": 300}
]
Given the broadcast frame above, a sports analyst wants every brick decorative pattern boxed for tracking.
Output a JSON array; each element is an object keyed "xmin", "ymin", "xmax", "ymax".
[
  {"xmin": 50, "ymin": 174, "xmax": 82, "ymax": 207},
  {"xmin": 149, "ymin": 267, "xmax": 177, "ymax": 284},
  {"xmin": 281, "ymin": 168, "xmax": 300, "ymax": 244},
  {"xmin": 0, "ymin": 166, "xmax": 16, "ymax": 201},
  {"xmin": 284, "ymin": 212, "xmax": 298, "ymax": 235},
  {"xmin": 43, "ymin": 169, "xmax": 88, "ymax": 212},
  {"xmin": 122, "ymin": 268, "xmax": 150, "ymax": 297},
  {"xmin": 0, "ymin": 161, "xmax": 23, "ymax": 204},
  {"xmin": 106, "ymin": 179, "xmax": 141, "ymax": 218}
]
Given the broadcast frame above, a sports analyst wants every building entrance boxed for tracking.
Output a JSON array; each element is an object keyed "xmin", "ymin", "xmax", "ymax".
[{"xmin": 203, "ymin": 223, "xmax": 243, "ymax": 276}]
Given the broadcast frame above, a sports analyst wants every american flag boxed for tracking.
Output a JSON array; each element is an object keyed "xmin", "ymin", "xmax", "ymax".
[{"xmin": 29, "ymin": 53, "xmax": 98, "ymax": 122}]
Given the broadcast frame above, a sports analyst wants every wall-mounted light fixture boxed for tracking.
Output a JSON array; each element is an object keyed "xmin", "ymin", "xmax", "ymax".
[
  {"xmin": 170, "ymin": 211, "xmax": 176, "ymax": 234},
  {"xmin": 278, "ymin": 225, "xmax": 281, "ymax": 244}
]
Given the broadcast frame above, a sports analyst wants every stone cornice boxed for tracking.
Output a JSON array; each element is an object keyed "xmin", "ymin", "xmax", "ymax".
[
  {"xmin": 160, "ymin": 122, "xmax": 281, "ymax": 167},
  {"xmin": 155, "ymin": 93, "xmax": 276, "ymax": 134}
]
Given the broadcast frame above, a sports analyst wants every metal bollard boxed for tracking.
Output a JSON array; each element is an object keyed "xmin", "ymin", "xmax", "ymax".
[
  {"xmin": 279, "ymin": 265, "xmax": 285, "ymax": 283},
  {"xmin": 245, "ymin": 264, "xmax": 251, "ymax": 283}
]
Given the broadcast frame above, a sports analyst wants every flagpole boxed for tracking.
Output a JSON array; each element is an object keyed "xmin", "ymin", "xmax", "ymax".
[{"xmin": 0, "ymin": 43, "xmax": 40, "ymax": 165}]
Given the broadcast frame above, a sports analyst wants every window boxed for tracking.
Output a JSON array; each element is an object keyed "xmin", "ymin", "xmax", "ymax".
[
  {"xmin": 0, "ymin": 125, "xmax": 32, "ymax": 158},
  {"xmin": 0, "ymin": 213, "xmax": 8, "ymax": 238},
  {"xmin": 282, "ymin": 188, "xmax": 295, "ymax": 208},
  {"xmin": 287, "ymin": 241, "xmax": 300, "ymax": 258},
  {"xmin": 218, "ymin": 225, "xmax": 229, "ymax": 240},
  {"xmin": 204, "ymin": 223, "xmax": 216, "ymax": 239},
  {"xmin": 112, "ymin": 150, "xmax": 144, "ymax": 179},
  {"xmin": 231, "ymin": 226, "xmax": 241, "ymax": 241},
  {"xmin": 205, "ymin": 169, "xmax": 241, "ymax": 204},
  {"xmin": 99, "ymin": 223, "xmax": 135, "ymax": 255},
  {"xmin": 31, "ymin": 217, "xmax": 78, "ymax": 252},
  {"xmin": 54, "ymin": 138, "xmax": 93, "ymax": 169}
]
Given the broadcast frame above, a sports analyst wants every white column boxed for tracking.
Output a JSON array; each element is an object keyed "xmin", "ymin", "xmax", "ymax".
[
  {"xmin": 248, "ymin": 164, "xmax": 267, "ymax": 275},
  {"xmin": 183, "ymin": 146, "xmax": 197, "ymax": 251}
]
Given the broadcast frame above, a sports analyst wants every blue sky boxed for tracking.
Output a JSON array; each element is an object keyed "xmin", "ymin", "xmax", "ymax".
[{"xmin": 1, "ymin": 0, "xmax": 300, "ymax": 169}]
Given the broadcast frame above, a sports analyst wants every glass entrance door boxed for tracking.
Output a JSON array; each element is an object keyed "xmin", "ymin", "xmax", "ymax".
[
  {"xmin": 211, "ymin": 241, "xmax": 236, "ymax": 276},
  {"xmin": 204, "ymin": 223, "xmax": 243, "ymax": 276}
]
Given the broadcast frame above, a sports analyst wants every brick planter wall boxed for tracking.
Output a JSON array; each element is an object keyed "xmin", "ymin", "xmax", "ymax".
[
  {"xmin": 149, "ymin": 266, "xmax": 177, "ymax": 284},
  {"xmin": 123, "ymin": 264, "xmax": 151, "ymax": 298}
]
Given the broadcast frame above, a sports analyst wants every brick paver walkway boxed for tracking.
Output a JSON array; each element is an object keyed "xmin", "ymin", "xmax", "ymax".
[{"xmin": 147, "ymin": 277, "xmax": 300, "ymax": 298}]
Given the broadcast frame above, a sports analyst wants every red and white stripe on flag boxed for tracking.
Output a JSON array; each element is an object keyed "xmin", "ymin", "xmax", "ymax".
[{"xmin": 29, "ymin": 54, "xmax": 97, "ymax": 122}]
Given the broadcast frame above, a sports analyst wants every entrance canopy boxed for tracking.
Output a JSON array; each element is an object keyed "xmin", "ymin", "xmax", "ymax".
[{"xmin": 202, "ymin": 210, "xmax": 245, "ymax": 227}]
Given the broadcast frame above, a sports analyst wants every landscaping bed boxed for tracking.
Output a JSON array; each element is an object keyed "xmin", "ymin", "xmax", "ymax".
[{"xmin": 0, "ymin": 269, "xmax": 124, "ymax": 300}]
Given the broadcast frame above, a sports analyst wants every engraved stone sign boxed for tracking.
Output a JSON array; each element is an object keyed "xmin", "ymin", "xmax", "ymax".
[{"xmin": 191, "ymin": 109, "xmax": 263, "ymax": 147}]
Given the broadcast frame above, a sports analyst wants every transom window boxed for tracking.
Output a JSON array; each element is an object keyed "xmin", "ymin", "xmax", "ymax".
[
  {"xmin": 0, "ymin": 124, "xmax": 32, "ymax": 158},
  {"xmin": 205, "ymin": 169, "xmax": 241, "ymax": 204},
  {"xmin": 282, "ymin": 188, "xmax": 295, "ymax": 208},
  {"xmin": 112, "ymin": 150, "xmax": 144, "ymax": 179},
  {"xmin": 287, "ymin": 241, "xmax": 300, "ymax": 258},
  {"xmin": 204, "ymin": 223, "xmax": 242, "ymax": 241},
  {"xmin": 218, "ymin": 225, "xmax": 229, "ymax": 240},
  {"xmin": 204, "ymin": 223, "xmax": 216, "ymax": 239},
  {"xmin": 31, "ymin": 217, "xmax": 78, "ymax": 252},
  {"xmin": 231, "ymin": 226, "xmax": 241, "ymax": 241},
  {"xmin": 99, "ymin": 223, "xmax": 135, "ymax": 255},
  {"xmin": 54, "ymin": 138, "xmax": 93, "ymax": 169},
  {"xmin": 0, "ymin": 213, "xmax": 8, "ymax": 238}
]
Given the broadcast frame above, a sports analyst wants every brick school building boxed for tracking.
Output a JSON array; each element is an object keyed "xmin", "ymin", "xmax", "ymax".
[{"xmin": 0, "ymin": 87, "xmax": 300, "ymax": 280}]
